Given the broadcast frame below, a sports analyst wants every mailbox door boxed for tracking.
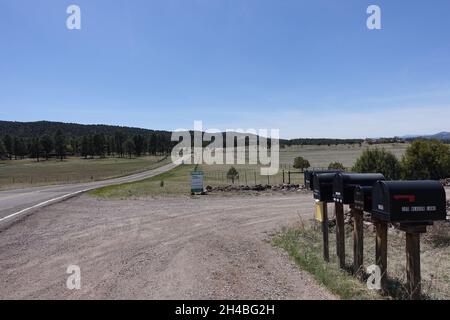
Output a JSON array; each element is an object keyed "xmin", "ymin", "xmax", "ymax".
[{"xmin": 389, "ymin": 185, "xmax": 446, "ymax": 222}]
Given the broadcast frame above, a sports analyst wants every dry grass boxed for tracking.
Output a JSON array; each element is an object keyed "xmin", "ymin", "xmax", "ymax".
[
  {"xmin": 0, "ymin": 155, "xmax": 169, "ymax": 190},
  {"xmin": 274, "ymin": 218, "xmax": 450, "ymax": 300},
  {"xmin": 336, "ymin": 216, "xmax": 450, "ymax": 299},
  {"xmin": 89, "ymin": 143, "xmax": 410, "ymax": 198},
  {"xmin": 0, "ymin": 143, "xmax": 409, "ymax": 191},
  {"xmin": 272, "ymin": 222, "xmax": 382, "ymax": 300}
]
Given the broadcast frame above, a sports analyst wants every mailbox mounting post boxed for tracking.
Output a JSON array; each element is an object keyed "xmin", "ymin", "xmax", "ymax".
[
  {"xmin": 335, "ymin": 202, "xmax": 345, "ymax": 269},
  {"xmin": 374, "ymin": 219, "xmax": 388, "ymax": 293},
  {"xmin": 321, "ymin": 202, "xmax": 329, "ymax": 262},
  {"xmin": 351, "ymin": 206, "xmax": 364, "ymax": 279},
  {"xmin": 399, "ymin": 224, "xmax": 428, "ymax": 300}
]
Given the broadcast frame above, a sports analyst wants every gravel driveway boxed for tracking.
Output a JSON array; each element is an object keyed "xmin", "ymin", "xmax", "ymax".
[{"xmin": 0, "ymin": 193, "xmax": 335, "ymax": 300}]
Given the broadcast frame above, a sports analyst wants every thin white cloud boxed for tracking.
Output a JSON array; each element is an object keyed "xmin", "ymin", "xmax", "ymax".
[{"xmin": 198, "ymin": 105, "xmax": 450, "ymax": 139}]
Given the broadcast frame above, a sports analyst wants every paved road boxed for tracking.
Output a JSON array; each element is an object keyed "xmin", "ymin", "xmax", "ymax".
[{"xmin": 0, "ymin": 158, "xmax": 184, "ymax": 223}]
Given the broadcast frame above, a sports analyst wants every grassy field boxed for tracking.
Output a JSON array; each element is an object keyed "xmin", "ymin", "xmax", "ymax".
[
  {"xmin": 91, "ymin": 143, "xmax": 409, "ymax": 198},
  {"xmin": 279, "ymin": 143, "xmax": 408, "ymax": 168},
  {"xmin": 274, "ymin": 220, "xmax": 450, "ymax": 300},
  {"xmin": 0, "ymin": 155, "xmax": 170, "ymax": 190},
  {"xmin": 0, "ymin": 142, "xmax": 409, "ymax": 193}
]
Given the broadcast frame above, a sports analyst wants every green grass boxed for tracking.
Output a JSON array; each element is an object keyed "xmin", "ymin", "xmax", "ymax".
[
  {"xmin": 0, "ymin": 155, "xmax": 170, "ymax": 190},
  {"xmin": 272, "ymin": 223, "xmax": 382, "ymax": 300},
  {"xmin": 90, "ymin": 164, "xmax": 195, "ymax": 198}
]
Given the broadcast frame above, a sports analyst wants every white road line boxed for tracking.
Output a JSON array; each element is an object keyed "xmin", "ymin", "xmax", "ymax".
[{"xmin": 0, "ymin": 188, "xmax": 94, "ymax": 223}]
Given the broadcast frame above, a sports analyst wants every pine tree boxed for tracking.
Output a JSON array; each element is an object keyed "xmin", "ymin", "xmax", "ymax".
[
  {"xmin": 81, "ymin": 135, "xmax": 89, "ymax": 159},
  {"xmin": 123, "ymin": 139, "xmax": 135, "ymax": 159},
  {"xmin": 30, "ymin": 137, "xmax": 41, "ymax": 162},
  {"xmin": 3, "ymin": 134, "xmax": 13, "ymax": 160},
  {"xmin": 93, "ymin": 134, "xmax": 106, "ymax": 157},
  {"xmin": 133, "ymin": 134, "xmax": 145, "ymax": 157},
  {"xmin": 40, "ymin": 134, "xmax": 53, "ymax": 160},
  {"xmin": 54, "ymin": 129, "xmax": 66, "ymax": 161},
  {"xmin": 0, "ymin": 139, "xmax": 6, "ymax": 159}
]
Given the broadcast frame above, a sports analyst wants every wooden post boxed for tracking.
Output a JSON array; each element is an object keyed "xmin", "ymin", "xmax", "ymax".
[
  {"xmin": 335, "ymin": 202, "xmax": 345, "ymax": 269},
  {"xmin": 352, "ymin": 208, "xmax": 364, "ymax": 279},
  {"xmin": 400, "ymin": 224, "xmax": 427, "ymax": 300},
  {"xmin": 375, "ymin": 220, "xmax": 388, "ymax": 292},
  {"xmin": 282, "ymin": 170, "xmax": 285, "ymax": 184},
  {"xmin": 322, "ymin": 203, "xmax": 330, "ymax": 262},
  {"xmin": 288, "ymin": 171, "xmax": 291, "ymax": 184},
  {"xmin": 406, "ymin": 232, "xmax": 421, "ymax": 300}
]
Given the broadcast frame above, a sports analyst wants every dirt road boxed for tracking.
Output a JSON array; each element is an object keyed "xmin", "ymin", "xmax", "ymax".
[{"xmin": 0, "ymin": 193, "xmax": 334, "ymax": 300}]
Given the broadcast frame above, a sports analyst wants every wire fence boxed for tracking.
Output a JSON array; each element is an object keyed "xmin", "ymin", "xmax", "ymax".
[{"xmin": 203, "ymin": 169, "xmax": 306, "ymax": 186}]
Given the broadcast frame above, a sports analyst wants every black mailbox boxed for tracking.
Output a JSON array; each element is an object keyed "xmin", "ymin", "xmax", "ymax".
[
  {"xmin": 333, "ymin": 173, "xmax": 385, "ymax": 204},
  {"xmin": 305, "ymin": 170, "xmax": 343, "ymax": 190},
  {"xmin": 313, "ymin": 173, "xmax": 337, "ymax": 202},
  {"xmin": 371, "ymin": 180, "xmax": 447, "ymax": 223},
  {"xmin": 354, "ymin": 186, "xmax": 373, "ymax": 212}
]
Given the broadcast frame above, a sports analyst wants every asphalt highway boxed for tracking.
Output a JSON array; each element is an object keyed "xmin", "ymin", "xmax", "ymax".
[{"xmin": 0, "ymin": 159, "xmax": 183, "ymax": 224}]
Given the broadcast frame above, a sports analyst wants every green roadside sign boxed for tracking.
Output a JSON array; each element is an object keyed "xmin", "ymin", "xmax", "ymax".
[{"xmin": 191, "ymin": 171, "xmax": 204, "ymax": 193}]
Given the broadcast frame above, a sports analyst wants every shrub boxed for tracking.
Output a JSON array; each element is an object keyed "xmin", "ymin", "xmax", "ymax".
[
  {"xmin": 402, "ymin": 139, "xmax": 450, "ymax": 180},
  {"xmin": 353, "ymin": 148, "xmax": 401, "ymax": 180},
  {"xmin": 227, "ymin": 167, "xmax": 239, "ymax": 184},
  {"xmin": 328, "ymin": 162, "xmax": 345, "ymax": 170},
  {"xmin": 293, "ymin": 157, "xmax": 311, "ymax": 171}
]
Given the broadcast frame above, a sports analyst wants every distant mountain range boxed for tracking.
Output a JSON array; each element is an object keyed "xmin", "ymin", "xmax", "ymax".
[{"xmin": 401, "ymin": 132, "xmax": 450, "ymax": 141}]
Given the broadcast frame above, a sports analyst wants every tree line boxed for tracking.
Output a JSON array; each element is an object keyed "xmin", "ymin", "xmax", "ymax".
[{"xmin": 0, "ymin": 130, "xmax": 174, "ymax": 161}]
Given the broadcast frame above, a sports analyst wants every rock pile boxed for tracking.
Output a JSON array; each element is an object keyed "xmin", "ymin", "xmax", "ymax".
[{"xmin": 205, "ymin": 184, "xmax": 306, "ymax": 193}]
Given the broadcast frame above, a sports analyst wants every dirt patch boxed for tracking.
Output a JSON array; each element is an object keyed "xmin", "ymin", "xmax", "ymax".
[{"xmin": 0, "ymin": 193, "xmax": 334, "ymax": 300}]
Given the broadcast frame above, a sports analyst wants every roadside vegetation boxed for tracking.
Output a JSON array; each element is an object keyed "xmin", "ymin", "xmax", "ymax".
[
  {"xmin": 90, "ymin": 164, "xmax": 194, "ymax": 198},
  {"xmin": 274, "ymin": 219, "xmax": 450, "ymax": 300},
  {"xmin": 273, "ymin": 223, "xmax": 381, "ymax": 300},
  {"xmin": 351, "ymin": 139, "xmax": 450, "ymax": 181}
]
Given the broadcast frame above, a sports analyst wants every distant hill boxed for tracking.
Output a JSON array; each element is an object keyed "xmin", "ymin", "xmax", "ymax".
[
  {"xmin": 0, "ymin": 120, "xmax": 171, "ymax": 138},
  {"xmin": 429, "ymin": 132, "xmax": 450, "ymax": 140},
  {"xmin": 0, "ymin": 120, "xmax": 361, "ymax": 146}
]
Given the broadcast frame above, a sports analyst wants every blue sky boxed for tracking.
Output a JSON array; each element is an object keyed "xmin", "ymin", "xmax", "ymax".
[{"xmin": 1, "ymin": 0, "xmax": 450, "ymax": 138}]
